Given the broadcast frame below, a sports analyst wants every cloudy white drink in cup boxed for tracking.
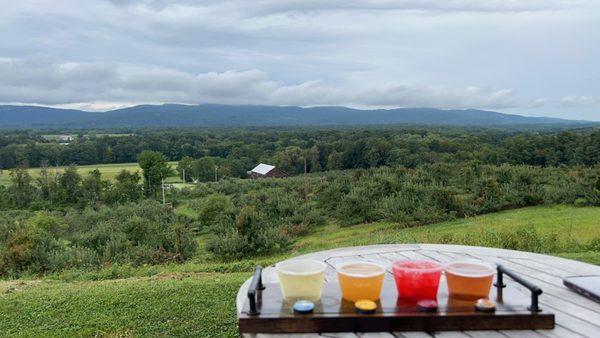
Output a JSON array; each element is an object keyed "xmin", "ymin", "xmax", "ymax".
[{"xmin": 276, "ymin": 259, "xmax": 327, "ymax": 301}]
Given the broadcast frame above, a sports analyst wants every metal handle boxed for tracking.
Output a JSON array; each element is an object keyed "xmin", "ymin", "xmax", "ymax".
[
  {"xmin": 494, "ymin": 264, "xmax": 543, "ymax": 312},
  {"xmin": 247, "ymin": 266, "xmax": 265, "ymax": 315}
]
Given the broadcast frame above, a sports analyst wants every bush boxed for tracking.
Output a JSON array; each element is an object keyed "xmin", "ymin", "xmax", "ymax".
[
  {"xmin": 0, "ymin": 202, "xmax": 197, "ymax": 276},
  {"xmin": 191, "ymin": 193, "xmax": 235, "ymax": 229},
  {"xmin": 0, "ymin": 225, "xmax": 65, "ymax": 275},
  {"xmin": 587, "ymin": 237, "xmax": 600, "ymax": 252},
  {"xmin": 206, "ymin": 206, "xmax": 290, "ymax": 259},
  {"xmin": 574, "ymin": 198, "xmax": 589, "ymax": 207}
]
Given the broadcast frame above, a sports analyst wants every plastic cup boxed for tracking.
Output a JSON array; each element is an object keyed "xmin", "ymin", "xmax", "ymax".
[
  {"xmin": 392, "ymin": 260, "xmax": 442, "ymax": 300},
  {"xmin": 337, "ymin": 261, "xmax": 386, "ymax": 302},
  {"xmin": 276, "ymin": 259, "xmax": 327, "ymax": 301},
  {"xmin": 444, "ymin": 260, "xmax": 495, "ymax": 299}
]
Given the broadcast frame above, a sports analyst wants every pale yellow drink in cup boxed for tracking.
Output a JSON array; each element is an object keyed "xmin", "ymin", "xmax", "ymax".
[{"xmin": 276, "ymin": 259, "xmax": 326, "ymax": 301}]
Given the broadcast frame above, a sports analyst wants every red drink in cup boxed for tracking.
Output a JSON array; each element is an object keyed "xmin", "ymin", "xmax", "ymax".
[{"xmin": 392, "ymin": 260, "xmax": 442, "ymax": 299}]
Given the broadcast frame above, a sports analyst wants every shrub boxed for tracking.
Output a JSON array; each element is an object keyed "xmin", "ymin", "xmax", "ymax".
[
  {"xmin": 0, "ymin": 202, "xmax": 197, "ymax": 276},
  {"xmin": 587, "ymin": 237, "xmax": 600, "ymax": 252},
  {"xmin": 206, "ymin": 206, "xmax": 290, "ymax": 259},
  {"xmin": 0, "ymin": 225, "xmax": 65, "ymax": 275},
  {"xmin": 192, "ymin": 193, "xmax": 235, "ymax": 229}
]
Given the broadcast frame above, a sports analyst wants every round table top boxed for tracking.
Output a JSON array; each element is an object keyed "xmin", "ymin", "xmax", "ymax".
[{"xmin": 237, "ymin": 244, "xmax": 600, "ymax": 337}]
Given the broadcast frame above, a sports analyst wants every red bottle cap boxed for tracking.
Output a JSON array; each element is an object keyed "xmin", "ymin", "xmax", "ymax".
[{"xmin": 417, "ymin": 299, "xmax": 438, "ymax": 312}]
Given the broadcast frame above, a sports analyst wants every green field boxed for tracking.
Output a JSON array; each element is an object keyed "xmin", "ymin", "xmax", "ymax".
[
  {"xmin": 41, "ymin": 133, "xmax": 134, "ymax": 140},
  {"xmin": 1, "ymin": 205, "xmax": 599, "ymax": 336},
  {"xmin": 292, "ymin": 205, "xmax": 600, "ymax": 256},
  {"xmin": 0, "ymin": 162, "xmax": 179, "ymax": 186}
]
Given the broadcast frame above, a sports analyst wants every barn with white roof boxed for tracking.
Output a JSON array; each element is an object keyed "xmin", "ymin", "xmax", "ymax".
[{"xmin": 247, "ymin": 163, "xmax": 287, "ymax": 179}]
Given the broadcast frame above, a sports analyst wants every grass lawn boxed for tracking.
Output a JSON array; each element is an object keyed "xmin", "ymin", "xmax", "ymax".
[
  {"xmin": 0, "ymin": 162, "xmax": 179, "ymax": 186},
  {"xmin": 1, "ymin": 205, "xmax": 599, "ymax": 336},
  {"xmin": 291, "ymin": 204, "xmax": 600, "ymax": 255},
  {"xmin": 0, "ymin": 273, "xmax": 246, "ymax": 337}
]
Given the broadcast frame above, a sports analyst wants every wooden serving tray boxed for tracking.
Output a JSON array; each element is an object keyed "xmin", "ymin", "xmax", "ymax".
[{"xmin": 238, "ymin": 266, "xmax": 555, "ymax": 333}]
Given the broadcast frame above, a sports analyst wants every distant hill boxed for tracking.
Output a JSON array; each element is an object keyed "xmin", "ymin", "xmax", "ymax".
[
  {"xmin": 0, "ymin": 104, "xmax": 592, "ymax": 128},
  {"xmin": 0, "ymin": 105, "xmax": 90, "ymax": 127}
]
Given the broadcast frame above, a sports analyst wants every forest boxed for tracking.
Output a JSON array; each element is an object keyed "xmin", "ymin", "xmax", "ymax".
[
  {"xmin": 0, "ymin": 126, "xmax": 599, "ymax": 278},
  {"xmin": 2, "ymin": 126, "xmax": 600, "ymax": 176}
]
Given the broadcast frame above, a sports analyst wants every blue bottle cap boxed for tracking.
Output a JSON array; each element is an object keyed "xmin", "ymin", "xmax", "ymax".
[{"xmin": 293, "ymin": 300, "xmax": 315, "ymax": 314}]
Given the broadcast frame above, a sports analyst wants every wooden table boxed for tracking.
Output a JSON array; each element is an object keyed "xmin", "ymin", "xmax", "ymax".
[{"xmin": 237, "ymin": 244, "xmax": 600, "ymax": 337}]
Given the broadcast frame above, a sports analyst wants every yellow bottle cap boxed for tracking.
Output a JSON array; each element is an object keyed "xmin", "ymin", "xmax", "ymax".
[{"xmin": 355, "ymin": 299, "xmax": 377, "ymax": 314}]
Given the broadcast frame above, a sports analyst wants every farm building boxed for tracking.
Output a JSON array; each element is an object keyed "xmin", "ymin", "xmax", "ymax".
[
  {"xmin": 247, "ymin": 163, "xmax": 287, "ymax": 179},
  {"xmin": 58, "ymin": 134, "xmax": 74, "ymax": 142}
]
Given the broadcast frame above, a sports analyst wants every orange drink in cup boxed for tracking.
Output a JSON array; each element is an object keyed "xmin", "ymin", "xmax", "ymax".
[
  {"xmin": 337, "ymin": 261, "xmax": 386, "ymax": 302},
  {"xmin": 444, "ymin": 260, "xmax": 495, "ymax": 299}
]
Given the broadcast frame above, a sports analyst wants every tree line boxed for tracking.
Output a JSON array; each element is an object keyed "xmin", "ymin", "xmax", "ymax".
[
  {"xmin": 0, "ymin": 150, "xmax": 173, "ymax": 210},
  {"xmin": 2, "ymin": 127, "xmax": 600, "ymax": 176}
]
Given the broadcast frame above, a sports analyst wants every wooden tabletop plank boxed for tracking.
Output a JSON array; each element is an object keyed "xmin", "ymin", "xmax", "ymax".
[
  {"xmin": 253, "ymin": 334, "xmax": 333, "ymax": 338},
  {"xmin": 497, "ymin": 330, "xmax": 549, "ymax": 338},
  {"xmin": 415, "ymin": 250, "xmax": 456, "ymax": 263},
  {"xmin": 507, "ymin": 258, "xmax": 579, "ymax": 278},
  {"xmin": 429, "ymin": 332, "xmax": 474, "ymax": 338},
  {"xmin": 311, "ymin": 244, "xmax": 422, "ymax": 260},
  {"xmin": 535, "ymin": 324, "xmax": 585, "ymax": 338},
  {"xmin": 392, "ymin": 333, "xmax": 433, "ymax": 338},
  {"xmin": 319, "ymin": 333, "xmax": 361, "ymax": 338},
  {"xmin": 418, "ymin": 245, "xmax": 535, "ymax": 259},
  {"xmin": 461, "ymin": 330, "xmax": 508, "ymax": 338},
  {"xmin": 531, "ymin": 303, "xmax": 600, "ymax": 337},
  {"xmin": 356, "ymin": 333, "xmax": 396, "ymax": 337}
]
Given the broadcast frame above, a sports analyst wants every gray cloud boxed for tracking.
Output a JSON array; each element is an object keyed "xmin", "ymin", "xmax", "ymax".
[
  {"xmin": 108, "ymin": 0, "xmax": 596, "ymax": 14},
  {"xmin": 0, "ymin": 1, "xmax": 599, "ymax": 120},
  {"xmin": 560, "ymin": 96, "xmax": 600, "ymax": 107},
  {"xmin": 0, "ymin": 57, "xmax": 522, "ymax": 110}
]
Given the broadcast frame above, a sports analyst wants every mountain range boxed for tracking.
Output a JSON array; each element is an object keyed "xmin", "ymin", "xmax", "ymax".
[{"xmin": 0, "ymin": 104, "xmax": 592, "ymax": 128}]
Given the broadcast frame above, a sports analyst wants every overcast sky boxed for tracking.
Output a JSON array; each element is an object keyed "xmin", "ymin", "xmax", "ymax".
[{"xmin": 1, "ymin": 0, "xmax": 599, "ymax": 120}]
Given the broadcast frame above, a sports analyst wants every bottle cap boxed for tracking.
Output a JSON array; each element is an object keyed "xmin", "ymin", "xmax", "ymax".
[
  {"xmin": 355, "ymin": 299, "xmax": 377, "ymax": 314},
  {"xmin": 475, "ymin": 298, "xmax": 496, "ymax": 312},
  {"xmin": 416, "ymin": 299, "xmax": 438, "ymax": 312},
  {"xmin": 293, "ymin": 300, "xmax": 314, "ymax": 314}
]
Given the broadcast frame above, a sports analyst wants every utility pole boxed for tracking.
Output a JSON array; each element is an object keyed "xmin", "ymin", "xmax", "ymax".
[
  {"xmin": 182, "ymin": 168, "xmax": 186, "ymax": 184},
  {"xmin": 214, "ymin": 165, "xmax": 218, "ymax": 182},
  {"xmin": 304, "ymin": 156, "xmax": 308, "ymax": 203},
  {"xmin": 161, "ymin": 177, "xmax": 166, "ymax": 205}
]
